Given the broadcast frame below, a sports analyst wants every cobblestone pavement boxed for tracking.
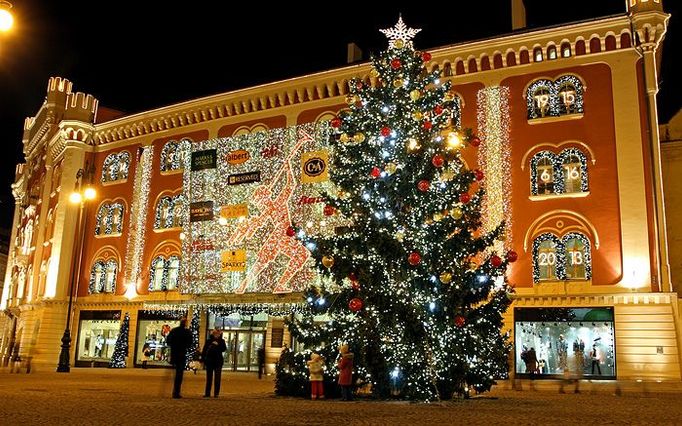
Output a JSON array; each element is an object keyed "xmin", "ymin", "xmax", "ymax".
[{"xmin": 1, "ymin": 368, "xmax": 681, "ymax": 425}]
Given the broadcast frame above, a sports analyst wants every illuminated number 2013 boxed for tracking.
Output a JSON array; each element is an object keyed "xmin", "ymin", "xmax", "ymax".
[
  {"xmin": 538, "ymin": 252, "xmax": 556, "ymax": 266},
  {"xmin": 568, "ymin": 250, "xmax": 583, "ymax": 265}
]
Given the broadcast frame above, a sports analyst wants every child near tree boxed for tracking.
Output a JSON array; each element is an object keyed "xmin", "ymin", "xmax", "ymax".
[{"xmin": 307, "ymin": 353, "xmax": 325, "ymax": 399}]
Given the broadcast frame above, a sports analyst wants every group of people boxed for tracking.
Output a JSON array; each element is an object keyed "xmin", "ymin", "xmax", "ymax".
[{"xmin": 166, "ymin": 317, "xmax": 356, "ymax": 400}]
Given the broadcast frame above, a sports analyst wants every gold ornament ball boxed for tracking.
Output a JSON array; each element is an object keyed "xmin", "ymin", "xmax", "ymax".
[
  {"xmin": 444, "ymin": 92, "xmax": 455, "ymax": 101},
  {"xmin": 370, "ymin": 68, "xmax": 380, "ymax": 78},
  {"xmin": 353, "ymin": 132, "xmax": 366, "ymax": 143},
  {"xmin": 410, "ymin": 90, "xmax": 421, "ymax": 101},
  {"xmin": 345, "ymin": 95, "xmax": 355, "ymax": 104},
  {"xmin": 441, "ymin": 169, "xmax": 455, "ymax": 181},
  {"xmin": 385, "ymin": 162, "xmax": 397, "ymax": 175},
  {"xmin": 440, "ymin": 272, "xmax": 453, "ymax": 284},
  {"xmin": 394, "ymin": 39, "xmax": 405, "ymax": 49},
  {"xmin": 393, "ymin": 79, "xmax": 404, "ymax": 88},
  {"xmin": 433, "ymin": 212, "xmax": 443, "ymax": 222},
  {"xmin": 450, "ymin": 207, "xmax": 463, "ymax": 219},
  {"xmin": 322, "ymin": 256, "xmax": 335, "ymax": 269},
  {"xmin": 412, "ymin": 111, "xmax": 424, "ymax": 121},
  {"xmin": 395, "ymin": 230, "xmax": 405, "ymax": 242},
  {"xmin": 340, "ymin": 133, "xmax": 350, "ymax": 143}
]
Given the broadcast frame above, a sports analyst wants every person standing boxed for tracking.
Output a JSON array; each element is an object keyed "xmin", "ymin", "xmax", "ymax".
[
  {"xmin": 166, "ymin": 317, "xmax": 192, "ymax": 399},
  {"xmin": 337, "ymin": 344, "xmax": 354, "ymax": 401},
  {"xmin": 201, "ymin": 328, "xmax": 227, "ymax": 398},
  {"xmin": 257, "ymin": 346, "xmax": 266, "ymax": 379},
  {"xmin": 307, "ymin": 353, "xmax": 325, "ymax": 400}
]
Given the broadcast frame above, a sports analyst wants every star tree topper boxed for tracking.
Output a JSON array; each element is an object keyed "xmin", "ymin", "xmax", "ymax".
[{"xmin": 380, "ymin": 15, "xmax": 421, "ymax": 49}]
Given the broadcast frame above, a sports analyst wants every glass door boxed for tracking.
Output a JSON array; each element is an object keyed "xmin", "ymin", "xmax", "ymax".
[
  {"xmin": 236, "ymin": 332, "xmax": 250, "ymax": 371},
  {"xmin": 223, "ymin": 331, "xmax": 238, "ymax": 371},
  {"xmin": 250, "ymin": 333, "xmax": 265, "ymax": 371}
]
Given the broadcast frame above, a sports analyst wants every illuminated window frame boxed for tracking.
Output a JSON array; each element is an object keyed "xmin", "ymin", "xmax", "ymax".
[
  {"xmin": 160, "ymin": 139, "xmax": 191, "ymax": 173},
  {"xmin": 526, "ymin": 75, "xmax": 584, "ymax": 120},
  {"xmin": 154, "ymin": 194, "xmax": 185, "ymax": 230},
  {"xmin": 95, "ymin": 202, "xmax": 125, "ymax": 236},
  {"xmin": 88, "ymin": 259, "xmax": 117, "ymax": 294},
  {"xmin": 532, "ymin": 232, "xmax": 592, "ymax": 282},
  {"xmin": 101, "ymin": 151, "xmax": 131, "ymax": 184},
  {"xmin": 530, "ymin": 148, "xmax": 589, "ymax": 196},
  {"xmin": 148, "ymin": 255, "xmax": 181, "ymax": 291}
]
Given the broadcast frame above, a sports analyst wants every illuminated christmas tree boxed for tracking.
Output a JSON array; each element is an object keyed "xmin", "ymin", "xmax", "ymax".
[
  {"xmin": 185, "ymin": 312, "xmax": 200, "ymax": 369},
  {"xmin": 109, "ymin": 312, "xmax": 129, "ymax": 368},
  {"xmin": 277, "ymin": 18, "xmax": 515, "ymax": 401}
]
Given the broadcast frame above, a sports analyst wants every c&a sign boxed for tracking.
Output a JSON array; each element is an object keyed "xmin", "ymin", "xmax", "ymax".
[{"xmin": 301, "ymin": 150, "xmax": 329, "ymax": 184}]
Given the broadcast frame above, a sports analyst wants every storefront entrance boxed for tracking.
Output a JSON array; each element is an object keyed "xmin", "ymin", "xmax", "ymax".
[{"xmin": 209, "ymin": 312, "xmax": 267, "ymax": 372}]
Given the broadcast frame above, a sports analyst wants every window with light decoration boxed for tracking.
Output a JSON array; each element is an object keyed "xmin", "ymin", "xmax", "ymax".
[
  {"xmin": 101, "ymin": 151, "xmax": 131, "ymax": 183},
  {"xmin": 148, "ymin": 255, "xmax": 181, "ymax": 291},
  {"xmin": 532, "ymin": 232, "xmax": 592, "ymax": 282},
  {"xmin": 530, "ymin": 148, "xmax": 589, "ymax": 196},
  {"xmin": 526, "ymin": 75, "xmax": 584, "ymax": 120},
  {"xmin": 95, "ymin": 202, "xmax": 125, "ymax": 236},
  {"xmin": 160, "ymin": 139, "xmax": 190, "ymax": 172},
  {"xmin": 154, "ymin": 195, "xmax": 184, "ymax": 229},
  {"xmin": 89, "ymin": 259, "xmax": 118, "ymax": 294}
]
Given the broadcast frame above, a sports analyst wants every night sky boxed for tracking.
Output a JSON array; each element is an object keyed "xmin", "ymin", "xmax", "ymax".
[{"xmin": 0, "ymin": 1, "xmax": 679, "ymax": 229}]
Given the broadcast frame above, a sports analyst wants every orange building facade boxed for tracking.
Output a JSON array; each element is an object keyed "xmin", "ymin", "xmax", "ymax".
[{"xmin": 2, "ymin": 0, "xmax": 680, "ymax": 381}]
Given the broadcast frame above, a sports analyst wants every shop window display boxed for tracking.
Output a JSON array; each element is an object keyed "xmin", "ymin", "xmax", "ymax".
[
  {"xmin": 75, "ymin": 310, "xmax": 121, "ymax": 367},
  {"xmin": 135, "ymin": 317, "xmax": 181, "ymax": 367},
  {"xmin": 514, "ymin": 307, "xmax": 615, "ymax": 379}
]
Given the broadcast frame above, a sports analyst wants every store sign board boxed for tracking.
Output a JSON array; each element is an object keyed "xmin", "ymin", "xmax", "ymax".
[
  {"xmin": 191, "ymin": 149, "xmax": 217, "ymax": 171},
  {"xmin": 227, "ymin": 171, "xmax": 261, "ymax": 185},
  {"xmin": 221, "ymin": 249, "xmax": 246, "ymax": 272},
  {"xmin": 189, "ymin": 201, "xmax": 214, "ymax": 222},
  {"xmin": 301, "ymin": 150, "xmax": 329, "ymax": 183},
  {"xmin": 225, "ymin": 149, "xmax": 250, "ymax": 165},
  {"xmin": 221, "ymin": 204, "xmax": 248, "ymax": 219}
]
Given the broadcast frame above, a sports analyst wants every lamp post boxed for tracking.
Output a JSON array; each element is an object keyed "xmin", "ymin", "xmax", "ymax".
[
  {"xmin": 57, "ymin": 168, "xmax": 96, "ymax": 373},
  {"xmin": 0, "ymin": 1, "xmax": 14, "ymax": 32}
]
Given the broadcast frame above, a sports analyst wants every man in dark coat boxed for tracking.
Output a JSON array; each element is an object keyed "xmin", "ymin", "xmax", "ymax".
[
  {"xmin": 201, "ymin": 328, "xmax": 227, "ymax": 397},
  {"xmin": 166, "ymin": 317, "xmax": 192, "ymax": 398},
  {"xmin": 257, "ymin": 346, "xmax": 266, "ymax": 379}
]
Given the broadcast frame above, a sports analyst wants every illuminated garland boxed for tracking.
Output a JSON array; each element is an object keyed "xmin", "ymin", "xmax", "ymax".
[
  {"xmin": 101, "ymin": 151, "xmax": 131, "ymax": 183},
  {"xmin": 88, "ymin": 259, "xmax": 117, "ymax": 294},
  {"xmin": 530, "ymin": 148, "xmax": 589, "ymax": 195},
  {"xmin": 154, "ymin": 194, "xmax": 184, "ymax": 229},
  {"xmin": 526, "ymin": 75, "xmax": 584, "ymax": 120},
  {"xmin": 531, "ymin": 232, "xmax": 592, "ymax": 282},
  {"xmin": 477, "ymin": 86, "xmax": 512, "ymax": 251},
  {"xmin": 94, "ymin": 202, "xmax": 124, "ymax": 235},
  {"xmin": 143, "ymin": 302, "xmax": 308, "ymax": 316},
  {"xmin": 148, "ymin": 255, "xmax": 180, "ymax": 291},
  {"xmin": 124, "ymin": 146, "xmax": 154, "ymax": 285}
]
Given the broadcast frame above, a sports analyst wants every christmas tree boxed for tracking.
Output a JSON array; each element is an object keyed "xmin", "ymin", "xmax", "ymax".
[
  {"xmin": 276, "ymin": 18, "xmax": 514, "ymax": 401},
  {"xmin": 109, "ymin": 312, "xmax": 129, "ymax": 368},
  {"xmin": 185, "ymin": 312, "xmax": 200, "ymax": 369}
]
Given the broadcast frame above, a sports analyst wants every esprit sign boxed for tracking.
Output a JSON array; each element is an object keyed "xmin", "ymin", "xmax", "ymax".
[
  {"xmin": 301, "ymin": 150, "xmax": 329, "ymax": 183},
  {"xmin": 225, "ymin": 149, "xmax": 250, "ymax": 165}
]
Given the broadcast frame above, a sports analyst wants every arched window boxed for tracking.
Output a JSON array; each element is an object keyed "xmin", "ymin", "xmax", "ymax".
[
  {"xmin": 558, "ymin": 149, "xmax": 589, "ymax": 193},
  {"xmin": 562, "ymin": 233, "xmax": 592, "ymax": 280},
  {"xmin": 533, "ymin": 47, "xmax": 543, "ymax": 62},
  {"xmin": 561, "ymin": 42, "xmax": 572, "ymax": 58},
  {"xmin": 154, "ymin": 195, "xmax": 184, "ymax": 229},
  {"xmin": 101, "ymin": 151, "xmax": 130, "ymax": 183},
  {"xmin": 530, "ymin": 151, "xmax": 559, "ymax": 195},
  {"xmin": 160, "ymin": 139, "xmax": 189, "ymax": 172},
  {"xmin": 533, "ymin": 234, "xmax": 562, "ymax": 282},
  {"xmin": 104, "ymin": 259, "xmax": 118, "ymax": 293},
  {"xmin": 95, "ymin": 202, "xmax": 125, "ymax": 236},
  {"xmin": 547, "ymin": 45, "xmax": 557, "ymax": 60},
  {"xmin": 89, "ymin": 261, "xmax": 105, "ymax": 293},
  {"xmin": 555, "ymin": 75, "xmax": 584, "ymax": 116},
  {"xmin": 148, "ymin": 255, "xmax": 181, "ymax": 291},
  {"xmin": 526, "ymin": 79, "xmax": 555, "ymax": 119}
]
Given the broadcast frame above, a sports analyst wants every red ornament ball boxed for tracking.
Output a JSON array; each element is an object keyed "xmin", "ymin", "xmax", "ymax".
[
  {"xmin": 422, "ymin": 52, "xmax": 432, "ymax": 62},
  {"xmin": 380, "ymin": 126, "xmax": 392, "ymax": 137},
  {"xmin": 474, "ymin": 169, "xmax": 484, "ymax": 181},
  {"xmin": 490, "ymin": 255, "xmax": 503, "ymax": 268},
  {"xmin": 370, "ymin": 167, "xmax": 382, "ymax": 179},
  {"xmin": 434, "ymin": 105, "xmax": 444, "ymax": 115},
  {"xmin": 431, "ymin": 154, "xmax": 445, "ymax": 168},
  {"xmin": 286, "ymin": 226, "xmax": 296, "ymax": 237},
  {"xmin": 390, "ymin": 59, "xmax": 402, "ymax": 69},
  {"xmin": 423, "ymin": 121, "xmax": 433, "ymax": 130},
  {"xmin": 418, "ymin": 179, "xmax": 431, "ymax": 192},
  {"xmin": 507, "ymin": 251, "xmax": 518, "ymax": 263},
  {"xmin": 469, "ymin": 136, "xmax": 481, "ymax": 147},
  {"xmin": 459, "ymin": 193, "xmax": 471, "ymax": 204},
  {"xmin": 330, "ymin": 117, "xmax": 342, "ymax": 128},
  {"xmin": 349, "ymin": 297, "xmax": 364, "ymax": 312},
  {"xmin": 349, "ymin": 272, "xmax": 358, "ymax": 282},
  {"xmin": 323, "ymin": 205, "xmax": 336, "ymax": 216},
  {"xmin": 454, "ymin": 315, "xmax": 466, "ymax": 328},
  {"xmin": 408, "ymin": 252, "xmax": 422, "ymax": 266}
]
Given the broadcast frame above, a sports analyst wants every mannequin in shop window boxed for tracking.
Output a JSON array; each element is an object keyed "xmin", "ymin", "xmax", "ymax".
[
  {"xmin": 95, "ymin": 334, "xmax": 105, "ymax": 358},
  {"xmin": 590, "ymin": 344, "xmax": 602, "ymax": 375},
  {"xmin": 556, "ymin": 334, "xmax": 568, "ymax": 372}
]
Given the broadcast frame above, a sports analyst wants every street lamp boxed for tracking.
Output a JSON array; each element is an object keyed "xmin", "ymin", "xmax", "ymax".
[
  {"xmin": 57, "ymin": 168, "xmax": 96, "ymax": 372},
  {"xmin": 0, "ymin": 1, "xmax": 14, "ymax": 32}
]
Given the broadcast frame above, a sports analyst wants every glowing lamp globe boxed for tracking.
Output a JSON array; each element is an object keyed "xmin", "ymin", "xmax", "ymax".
[{"xmin": 0, "ymin": 6, "xmax": 13, "ymax": 32}]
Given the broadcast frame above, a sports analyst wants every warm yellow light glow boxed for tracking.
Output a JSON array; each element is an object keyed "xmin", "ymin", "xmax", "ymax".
[
  {"xmin": 0, "ymin": 6, "xmax": 13, "ymax": 32},
  {"xmin": 124, "ymin": 282, "xmax": 138, "ymax": 300},
  {"xmin": 218, "ymin": 216, "xmax": 228, "ymax": 226},
  {"xmin": 69, "ymin": 192, "xmax": 82, "ymax": 204},
  {"xmin": 84, "ymin": 187, "xmax": 96, "ymax": 200},
  {"xmin": 179, "ymin": 232, "xmax": 186, "ymax": 240},
  {"xmin": 407, "ymin": 138, "xmax": 420, "ymax": 151},
  {"xmin": 446, "ymin": 131, "xmax": 463, "ymax": 150},
  {"xmin": 622, "ymin": 257, "xmax": 650, "ymax": 289}
]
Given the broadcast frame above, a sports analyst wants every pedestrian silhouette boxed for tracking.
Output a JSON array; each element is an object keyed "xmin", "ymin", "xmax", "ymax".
[
  {"xmin": 201, "ymin": 328, "xmax": 227, "ymax": 398},
  {"xmin": 166, "ymin": 317, "xmax": 192, "ymax": 398}
]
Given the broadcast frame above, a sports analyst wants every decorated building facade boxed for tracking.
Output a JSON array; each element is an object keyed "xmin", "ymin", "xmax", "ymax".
[{"xmin": 2, "ymin": 0, "xmax": 680, "ymax": 381}]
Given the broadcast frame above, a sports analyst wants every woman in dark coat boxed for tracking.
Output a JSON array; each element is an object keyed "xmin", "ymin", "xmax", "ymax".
[{"xmin": 201, "ymin": 328, "xmax": 227, "ymax": 397}]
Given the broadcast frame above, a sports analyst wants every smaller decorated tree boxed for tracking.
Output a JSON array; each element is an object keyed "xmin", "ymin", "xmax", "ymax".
[
  {"xmin": 109, "ymin": 313, "xmax": 129, "ymax": 368},
  {"xmin": 185, "ymin": 312, "xmax": 200, "ymax": 369}
]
